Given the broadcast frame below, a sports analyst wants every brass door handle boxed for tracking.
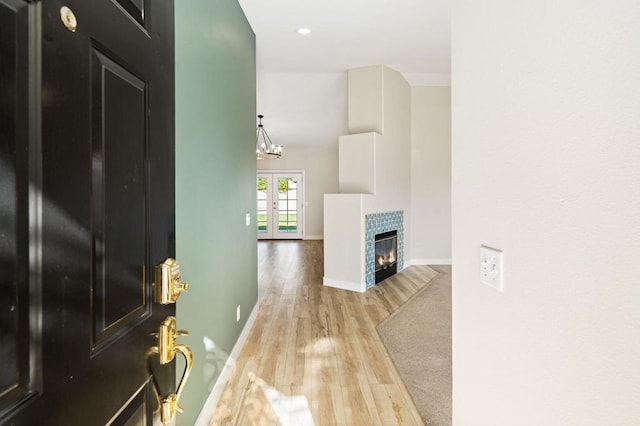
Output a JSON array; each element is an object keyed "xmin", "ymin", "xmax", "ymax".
[
  {"xmin": 160, "ymin": 343, "xmax": 192, "ymax": 423},
  {"xmin": 149, "ymin": 316, "xmax": 193, "ymax": 425}
]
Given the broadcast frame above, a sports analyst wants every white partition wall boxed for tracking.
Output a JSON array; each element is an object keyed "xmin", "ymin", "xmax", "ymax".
[
  {"xmin": 338, "ymin": 132, "xmax": 378, "ymax": 194},
  {"xmin": 452, "ymin": 1, "xmax": 640, "ymax": 423},
  {"xmin": 324, "ymin": 65, "xmax": 411, "ymax": 291},
  {"xmin": 323, "ymin": 194, "xmax": 367, "ymax": 292},
  {"xmin": 348, "ymin": 66, "xmax": 384, "ymax": 135},
  {"xmin": 410, "ymin": 86, "xmax": 451, "ymax": 265}
]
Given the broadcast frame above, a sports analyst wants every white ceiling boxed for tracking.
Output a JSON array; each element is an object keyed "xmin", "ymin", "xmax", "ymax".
[{"xmin": 238, "ymin": 0, "xmax": 451, "ymax": 147}]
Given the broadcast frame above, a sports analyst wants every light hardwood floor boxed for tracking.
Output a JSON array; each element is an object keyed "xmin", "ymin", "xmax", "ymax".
[{"xmin": 210, "ymin": 240, "xmax": 437, "ymax": 425}]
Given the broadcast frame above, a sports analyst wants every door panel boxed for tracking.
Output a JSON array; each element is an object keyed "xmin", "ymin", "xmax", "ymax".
[
  {"xmin": 113, "ymin": 0, "xmax": 145, "ymax": 27},
  {"xmin": 0, "ymin": 0, "xmax": 178, "ymax": 424},
  {"xmin": 0, "ymin": 0, "xmax": 19, "ymax": 399},
  {"xmin": 0, "ymin": 0, "xmax": 41, "ymax": 416},
  {"xmin": 90, "ymin": 47, "xmax": 149, "ymax": 352},
  {"xmin": 109, "ymin": 380, "xmax": 153, "ymax": 425}
]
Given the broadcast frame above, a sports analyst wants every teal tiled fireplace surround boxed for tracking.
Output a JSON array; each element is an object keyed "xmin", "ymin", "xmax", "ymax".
[{"xmin": 365, "ymin": 211, "xmax": 404, "ymax": 289}]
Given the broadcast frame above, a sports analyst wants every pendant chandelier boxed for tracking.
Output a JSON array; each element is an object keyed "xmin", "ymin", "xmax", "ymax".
[{"xmin": 256, "ymin": 114, "xmax": 283, "ymax": 160}]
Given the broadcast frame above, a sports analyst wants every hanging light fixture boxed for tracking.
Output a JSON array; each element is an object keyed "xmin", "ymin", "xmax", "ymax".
[{"xmin": 256, "ymin": 114, "xmax": 283, "ymax": 160}]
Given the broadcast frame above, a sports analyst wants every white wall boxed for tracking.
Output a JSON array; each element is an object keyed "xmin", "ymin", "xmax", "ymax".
[
  {"xmin": 339, "ymin": 132, "xmax": 377, "ymax": 194},
  {"xmin": 323, "ymin": 194, "xmax": 367, "ymax": 291},
  {"xmin": 258, "ymin": 145, "xmax": 338, "ymax": 238},
  {"xmin": 362, "ymin": 67, "xmax": 412, "ymax": 260},
  {"xmin": 410, "ymin": 86, "xmax": 451, "ymax": 264},
  {"xmin": 257, "ymin": 71, "xmax": 348, "ymax": 147},
  {"xmin": 348, "ymin": 66, "xmax": 384, "ymax": 134},
  {"xmin": 452, "ymin": 1, "xmax": 640, "ymax": 424}
]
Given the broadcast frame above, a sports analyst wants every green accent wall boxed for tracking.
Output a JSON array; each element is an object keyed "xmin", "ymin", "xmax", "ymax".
[{"xmin": 175, "ymin": 1, "xmax": 256, "ymax": 423}]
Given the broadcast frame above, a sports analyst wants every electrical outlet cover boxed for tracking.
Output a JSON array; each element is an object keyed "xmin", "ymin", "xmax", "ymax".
[{"xmin": 480, "ymin": 245, "xmax": 503, "ymax": 291}]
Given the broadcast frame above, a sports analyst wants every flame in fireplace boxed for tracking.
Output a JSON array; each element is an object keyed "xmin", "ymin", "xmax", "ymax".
[{"xmin": 376, "ymin": 250, "xmax": 396, "ymax": 268}]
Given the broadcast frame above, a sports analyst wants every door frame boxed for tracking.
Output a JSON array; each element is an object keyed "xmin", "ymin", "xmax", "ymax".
[{"xmin": 256, "ymin": 169, "xmax": 305, "ymax": 240}]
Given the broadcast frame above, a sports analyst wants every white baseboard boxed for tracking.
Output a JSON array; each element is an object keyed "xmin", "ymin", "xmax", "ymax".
[
  {"xmin": 194, "ymin": 302, "xmax": 260, "ymax": 426},
  {"xmin": 323, "ymin": 277, "xmax": 365, "ymax": 293},
  {"xmin": 406, "ymin": 258, "xmax": 452, "ymax": 266},
  {"xmin": 303, "ymin": 235, "xmax": 323, "ymax": 240}
]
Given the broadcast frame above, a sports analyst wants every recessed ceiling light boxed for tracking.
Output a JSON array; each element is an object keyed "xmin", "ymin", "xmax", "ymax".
[{"xmin": 297, "ymin": 27, "xmax": 311, "ymax": 35}]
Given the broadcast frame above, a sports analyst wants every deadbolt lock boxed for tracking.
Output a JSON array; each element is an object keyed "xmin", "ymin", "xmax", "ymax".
[
  {"xmin": 60, "ymin": 6, "xmax": 78, "ymax": 33},
  {"xmin": 153, "ymin": 258, "xmax": 189, "ymax": 304}
]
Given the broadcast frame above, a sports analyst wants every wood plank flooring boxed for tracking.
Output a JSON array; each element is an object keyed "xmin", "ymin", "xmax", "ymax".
[{"xmin": 210, "ymin": 240, "xmax": 438, "ymax": 425}]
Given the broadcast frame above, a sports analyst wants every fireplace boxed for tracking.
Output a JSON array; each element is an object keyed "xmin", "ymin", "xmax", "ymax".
[{"xmin": 375, "ymin": 230, "xmax": 397, "ymax": 284}]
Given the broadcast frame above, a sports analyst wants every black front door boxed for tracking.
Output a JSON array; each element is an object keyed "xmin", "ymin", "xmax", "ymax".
[{"xmin": 1, "ymin": 0, "xmax": 178, "ymax": 424}]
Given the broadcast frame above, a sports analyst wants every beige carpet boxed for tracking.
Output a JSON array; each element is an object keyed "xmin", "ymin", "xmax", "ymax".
[{"xmin": 377, "ymin": 265, "xmax": 452, "ymax": 426}]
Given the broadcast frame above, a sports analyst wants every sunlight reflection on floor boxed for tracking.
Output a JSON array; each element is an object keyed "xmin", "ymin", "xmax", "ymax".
[
  {"xmin": 249, "ymin": 372, "xmax": 315, "ymax": 426},
  {"xmin": 305, "ymin": 337, "xmax": 335, "ymax": 357}
]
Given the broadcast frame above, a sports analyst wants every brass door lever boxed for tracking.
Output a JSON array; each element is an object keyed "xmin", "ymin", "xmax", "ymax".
[{"xmin": 149, "ymin": 316, "xmax": 193, "ymax": 425}]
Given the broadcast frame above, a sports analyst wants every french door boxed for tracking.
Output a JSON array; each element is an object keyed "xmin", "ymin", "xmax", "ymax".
[{"xmin": 257, "ymin": 172, "xmax": 303, "ymax": 239}]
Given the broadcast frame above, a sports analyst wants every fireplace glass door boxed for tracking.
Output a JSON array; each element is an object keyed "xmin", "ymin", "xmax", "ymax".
[
  {"xmin": 257, "ymin": 172, "xmax": 303, "ymax": 239},
  {"xmin": 375, "ymin": 230, "xmax": 398, "ymax": 283}
]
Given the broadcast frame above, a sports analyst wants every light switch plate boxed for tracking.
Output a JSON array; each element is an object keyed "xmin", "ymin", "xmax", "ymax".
[
  {"xmin": 480, "ymin": 245, "xmax": 503, "ymax": 291},
  {"xmin": 245, "ymin": 213, "xmax": 251, "ymax": 227}
]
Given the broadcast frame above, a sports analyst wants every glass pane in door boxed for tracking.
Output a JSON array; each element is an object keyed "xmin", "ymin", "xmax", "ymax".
[
  {"xmin": 257, "ymin": 177, "xmax": 268, "ymax": 234},
  {"xmin": 277, "ymin": 177, "xmax": 297, "ymax": 233}
]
